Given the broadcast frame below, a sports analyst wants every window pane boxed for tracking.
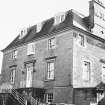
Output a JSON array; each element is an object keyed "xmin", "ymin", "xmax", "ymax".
[
  {"xmin": 61, "ymin": 14, "xmax": 65, "ymax": 22},
  {"xmin": 82, "ymin": 61, "xmax": 90, "ymax": 81},
  {"xmin": 47, "ymin": 70, "xmax": 51, "ymax": 79},
  {"xmin": 79, "ymin": 34, "xmax": 84, "ymax": 46},
  {"xmin": 12, "ymin": 50, "xmax": 17, "ymax": 59},
  {"xmin": 54, "ymin": 12, "xmax": 65, "ymax": 25},
  {"xmin": 50, "ymin": 71, "xmax": 54, "ymax": 79},
  {"xmin": 10, "ymin": 69, "xmax": 16, "ymax": 84},
  {"xmin": 47, "ymin": 62, "xmax": 54, "ymax": 80},
  {"xmin": 46, "ymin": 93, "xmax": 53, "ymax": 103},
  {"xmin": 50, "ymin": 62, "xmax": 54, "ymax": 71},
  {"xmin": 27, "ymin": 43, "xmax": 35, "ymax": 55},
  {"xmin": 47, "ymin": 63, "xmax": 50, "ymax": 72},
  {"xmin": 48, "ymin": 38, "xmax": 56, "ymax": 49},
  {"xmin": 36, "ymin": 22, "xmax": 42, "ymax": 33}
]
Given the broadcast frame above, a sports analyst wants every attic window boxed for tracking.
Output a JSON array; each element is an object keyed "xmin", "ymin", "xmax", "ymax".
[
  {"xmin": 19, "ymin": 28, "xmax": 28, "ymax": 39},
  {"xmin": 36, "ymin": 22, "xmax": 43, "ymax": 33},
  {"xmin": 54, "ymin": 12, "xmax": 66, "ymax": 25}
]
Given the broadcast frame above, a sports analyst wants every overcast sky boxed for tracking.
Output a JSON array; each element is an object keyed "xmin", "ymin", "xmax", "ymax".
[{"xmin": 0, "ymin": 0, "xmax": 105, "ymax": 73}]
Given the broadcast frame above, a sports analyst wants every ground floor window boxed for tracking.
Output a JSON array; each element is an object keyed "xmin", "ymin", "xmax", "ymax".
[
  {"xmin": 97, "ymin": 92, "xmax": 104, "ymax": 103},
  {"xmin": 46, "ymin": 93, "xmax": 53, "ymax": 103}
]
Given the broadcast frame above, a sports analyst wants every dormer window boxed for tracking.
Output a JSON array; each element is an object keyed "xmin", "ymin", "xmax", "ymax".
[
  {"xmin": 54, "ymin": 12, "xmax": 66, "ymax": 25},
  {"xmin": 36, "ymin": 22, "xmax": 43, "ymax": 33},
  {"xmin": 19, "ymin": 28, "xmax": 28, "ymax": 39}
]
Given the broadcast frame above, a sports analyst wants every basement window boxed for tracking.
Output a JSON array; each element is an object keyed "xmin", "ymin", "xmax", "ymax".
[{"xmin": 46, "ymin": 93, "xmax": 53, "ymax": 103}]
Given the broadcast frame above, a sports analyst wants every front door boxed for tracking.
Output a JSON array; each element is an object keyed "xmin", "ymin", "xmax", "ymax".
[{"xmin": 26, "ymin": 64, "xmax": 33, "ymax": 87}]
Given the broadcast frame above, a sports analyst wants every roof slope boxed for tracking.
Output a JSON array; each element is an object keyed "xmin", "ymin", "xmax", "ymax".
[{"xmin": 2, "ymin": 10, "xmax": 89, "ymax": 52}]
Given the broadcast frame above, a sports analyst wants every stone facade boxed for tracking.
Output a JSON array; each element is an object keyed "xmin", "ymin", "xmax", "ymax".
[
  {"xmin": 1, "ymin": 29, "xmax": 74, "ymax": 104},
  {"xmin": 1, "ymin": 5, "xmax": 105, "ymax": 105}
]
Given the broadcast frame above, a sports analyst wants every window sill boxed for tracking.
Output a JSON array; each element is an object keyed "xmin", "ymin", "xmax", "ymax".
[
  {"xmin": 12, "ymin": 58, "xmax": 17, "ymax": 61},
  {"xmin": 27, "ymin": 54, "xmax": 34, "ymax": 56},
  {"xmin": 10, "ymin": 82, "xmax": 15, "ymax": 85},
  {"xmin": 48, "ymin": 47, "xmax": 56, "ymax": 50},
  {"xmin": 44, "ymin": 79, "xmax": 55, "ymax": 82},
  {"xmin": 82, "ymin": 80, "xmax": 90, "ymax": 82}
]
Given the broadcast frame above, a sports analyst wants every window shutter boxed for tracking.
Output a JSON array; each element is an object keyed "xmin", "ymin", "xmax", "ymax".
[{"xmin": 27, "ymin": 43, "xmax": 35, "ymax": 55}]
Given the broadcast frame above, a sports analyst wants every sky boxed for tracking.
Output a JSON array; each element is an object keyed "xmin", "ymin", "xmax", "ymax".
[{"xmin": 0, "ymin": 0, "xmax": 105, "ymax": 73}]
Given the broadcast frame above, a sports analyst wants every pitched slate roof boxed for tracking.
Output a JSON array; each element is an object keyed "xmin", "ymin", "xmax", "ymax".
[{"xmin": 1, "ymin": 10, "xmax": 89, "ymax": 52}]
